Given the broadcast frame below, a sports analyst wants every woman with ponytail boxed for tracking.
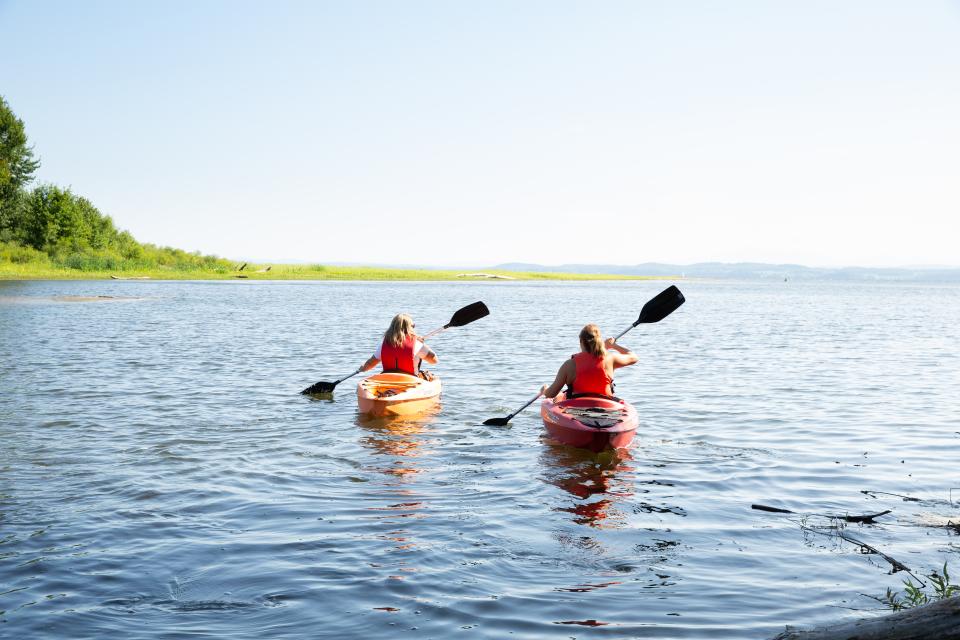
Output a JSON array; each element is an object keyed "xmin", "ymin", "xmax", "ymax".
[
  {"xmin": 360, "ymin": 313, "xmax": 438, "ymax": 377},
  {"xmin": 540, "ymin": 324, "xmax": 638, "ymax": 399}
]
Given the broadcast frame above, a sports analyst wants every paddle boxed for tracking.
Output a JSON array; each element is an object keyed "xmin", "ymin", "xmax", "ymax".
[
  {"xmin": 420, "ymin": 301, "xmax": 491, "ymax": 339},
  {"xmin": 482, "ymin": 392, "xmax": 542, "ymax": 427},
  {"xmin": 301, "ymin": 301, "xmax": 490, "ymax": 395},
  {"xmin": 483, "ymin": 285, "xmax": 685, "ymax": 426},
  {"xmin": 301, "ymin": 367, "xmax": 363, "ymax": 395},
  {"xmin": 614, "ymin": 284, "xmax": 686, "ymax": 340}
]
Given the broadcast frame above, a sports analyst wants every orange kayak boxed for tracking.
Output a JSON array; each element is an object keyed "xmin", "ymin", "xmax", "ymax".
[{"xmin": 356, "ymin": 372, "xmax": 442, "ymax": 417}]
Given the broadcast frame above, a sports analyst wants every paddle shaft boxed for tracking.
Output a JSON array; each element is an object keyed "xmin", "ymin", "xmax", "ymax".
[
  {"xmin": 508, "ymin": 392, "xmax": 543, "ymax": 421},
  {"xmin": 421, "ymin": 326, "xmax": 448, "ymax": 340},
  {"xmin": 613, "ymin": 323, "xmax": 638, "ymax": 342},
  {"xmin": 334, "ymin": 367, "xmax": 363, "ymax": 385}
]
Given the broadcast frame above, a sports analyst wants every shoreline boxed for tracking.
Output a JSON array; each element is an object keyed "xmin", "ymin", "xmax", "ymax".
[{"xmin": 0, "ymin": 263, "xmax": 676, "ymax": 282}]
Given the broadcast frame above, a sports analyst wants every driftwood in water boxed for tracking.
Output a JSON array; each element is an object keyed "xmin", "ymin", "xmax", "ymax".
[
  {"xmin": 752, "ymin": 503, "xmax": 892, "ymax": 523},
  {"xmin": 770, "ymin": 595, "xmax": 960, "ymax": 639},
  {"xmin": 861, "ymin": 490, "xmax": 922, "ymax": 502},
  {"xmin": 798, "ymin": 524, "xmax": 916, "ymax": 580}
]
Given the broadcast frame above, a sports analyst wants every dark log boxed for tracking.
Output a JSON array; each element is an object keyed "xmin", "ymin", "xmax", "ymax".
[
  {"xmin": 752, "ymin": 503, "xmax": 892, "ymax": 523},
  {"xmin": 770, "ymin": 595, "xmax": 960, "ymax": 639}
]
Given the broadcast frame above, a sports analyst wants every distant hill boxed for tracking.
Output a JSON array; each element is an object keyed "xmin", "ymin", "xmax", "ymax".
[{"xmin": 493, "ymin": 262, "xmax": 960, "ymax": 282}]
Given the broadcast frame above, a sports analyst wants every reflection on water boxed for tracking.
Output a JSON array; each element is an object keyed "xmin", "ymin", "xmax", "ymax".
[
  {"xmin": 540, "ymin": 445, "xmax": 635, "ymax": 529},
  {"xmin": 354, "ymin": 411, "xmax": 441, "ymax": 584},
  {"xmin": 356, "ymin": 409, "xmax": 439, "ymax": 477}
]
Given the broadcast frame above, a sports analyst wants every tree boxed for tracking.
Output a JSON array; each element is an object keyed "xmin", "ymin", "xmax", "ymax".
[
  {"xmin": 0, "ymin": 96, "xmax": 40, "ymax": 227},
  {"xmin": 21, "ymin": 184, "xmax": 121, "ymax": 253},
  {"xmin": 0, "ymin": 187, "xmax": 27, "ymax": 243}
]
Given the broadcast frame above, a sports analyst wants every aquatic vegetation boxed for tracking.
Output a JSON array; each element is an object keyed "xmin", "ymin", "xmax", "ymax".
[{"xmin": 881, "ymin": 563, "xmax": 960, "ymax": 611}]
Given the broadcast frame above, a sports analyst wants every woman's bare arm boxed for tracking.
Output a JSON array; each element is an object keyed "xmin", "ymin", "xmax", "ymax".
[
  {"xmin": 542, "ymin": 359, "xmax": 574, "ymax": 398},
  {"xmin": 605, "ymin": 338, "xmax": 638, "ymax": 369}
]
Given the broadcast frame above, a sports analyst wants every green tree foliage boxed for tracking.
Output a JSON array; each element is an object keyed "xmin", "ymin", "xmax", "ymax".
[
  {"xmin": 0, "ymin": 96, "xmax": 233, "ymax": 274},
  {"xmin": 21, "ymin": 184, "xmax": 122, "ymax": 253},
  {"xmin": 0, "ymin": 96, "xmax": 40, "ymax": 228}
]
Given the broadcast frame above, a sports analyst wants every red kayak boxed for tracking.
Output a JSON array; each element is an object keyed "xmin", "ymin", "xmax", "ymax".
[{"xmin": 540, "ymin": 392, "xmax": 638, "ymax": 452}]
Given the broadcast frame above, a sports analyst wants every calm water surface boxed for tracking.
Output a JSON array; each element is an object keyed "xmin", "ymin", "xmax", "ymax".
[{"xmin": 1, "ymin": 279, "xmax": 959, "ymax": 639}]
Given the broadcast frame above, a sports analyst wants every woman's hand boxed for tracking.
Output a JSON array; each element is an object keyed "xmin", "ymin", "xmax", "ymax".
[{"xmin": 606, "ymin": 337, "xmax": 633, "ymax": 356}]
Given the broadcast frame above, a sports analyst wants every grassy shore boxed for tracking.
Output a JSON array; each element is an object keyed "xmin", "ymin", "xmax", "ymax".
[{"xmin": 0, "ymin": 262, "xmax": 668, "ymax": 281}]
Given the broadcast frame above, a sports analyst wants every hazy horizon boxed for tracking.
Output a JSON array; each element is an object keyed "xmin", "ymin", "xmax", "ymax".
[{"xmin": 236, "ymin": 258, "xmax": 960, "ymax": 271}]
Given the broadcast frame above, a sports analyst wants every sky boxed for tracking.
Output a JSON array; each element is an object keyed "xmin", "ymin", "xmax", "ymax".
[{"xmin": 1, "ymin": 0, "xmax": 958, "ymax": 268}]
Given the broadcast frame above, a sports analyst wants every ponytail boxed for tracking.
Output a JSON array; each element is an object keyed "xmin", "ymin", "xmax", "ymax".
[{"xmin": 579, "ymin": 323, "xmax": 606, "ymax": 357}]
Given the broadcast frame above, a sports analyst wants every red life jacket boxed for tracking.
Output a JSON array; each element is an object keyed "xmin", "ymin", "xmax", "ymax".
[
  {"xmin": 570, "ymin": 352, "xmax": 613, "ymax": 396},
  {"xmin": 380, "ymin": 335, "xmax": 417, "ymax": 375}
]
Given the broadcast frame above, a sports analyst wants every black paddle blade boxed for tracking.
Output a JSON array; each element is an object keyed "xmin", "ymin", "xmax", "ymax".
[
  {"xmin": 447, "ymin": 301, "xmax": 489, "ymax": 328},
  {"xmin": 636, "ymin": 285, "xmax": 685, "ymax": 324},
  {"xmin": 301, "ymin": 381, "xmax": 336, "ymax": 395},
  {"xmin": 483, "ymin": 417, "xmax": 510, "ymax": 426}
]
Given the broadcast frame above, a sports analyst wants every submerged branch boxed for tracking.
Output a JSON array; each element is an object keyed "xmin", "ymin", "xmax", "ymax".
[
  {"xmin": 798, "ymin": 524, "xmax": 919, "ymax": 584},
  {"xmin": 861, "ymin": 490, "xmax": 922, "ymax": 502}
]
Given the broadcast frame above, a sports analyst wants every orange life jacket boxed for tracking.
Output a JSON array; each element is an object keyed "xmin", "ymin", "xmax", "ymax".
[
  {"xmin": 570, "ymin": 352, "xmax": 613, "ymax": 396},
  {"xmin": 380, "ymin": 335, "xmax": 417, "ymax": 375}
]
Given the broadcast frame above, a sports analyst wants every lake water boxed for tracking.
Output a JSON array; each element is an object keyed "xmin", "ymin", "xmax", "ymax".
[{"xmin": 1, "ymin": 279, "xmax": 959, "ymax": 639}]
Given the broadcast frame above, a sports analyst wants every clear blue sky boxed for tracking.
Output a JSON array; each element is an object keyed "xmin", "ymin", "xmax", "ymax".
[{"xmin": 2, "ymin": 1, "xmax": 958, "ymax": 267}]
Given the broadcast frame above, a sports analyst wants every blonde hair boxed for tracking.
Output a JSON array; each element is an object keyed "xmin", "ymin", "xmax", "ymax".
[
  {"xmin": 579, "ymin": 323, "xmax": 606, "ymax": 357},
  {"xmin": 384, "ymin": 313, "xmax": 415, "ymax": 347}
]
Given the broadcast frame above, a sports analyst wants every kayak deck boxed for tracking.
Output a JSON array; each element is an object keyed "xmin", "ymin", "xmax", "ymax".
[
  {"xmin": 541, "ymin": 393, "xmax": 638, "ymax": 452},
  {"xmin": 357, "ymin": 372, "xmax": 441, "ymax": 417}
]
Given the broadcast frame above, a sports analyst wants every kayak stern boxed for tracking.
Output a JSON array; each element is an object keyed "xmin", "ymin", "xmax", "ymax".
[
  {"xmin": 357, "ymin": 372, "xmax": 442, "ymax": 417},
  {"xmin": 541, "ymin": 393, "xmax": 638, "ymax": 452}
]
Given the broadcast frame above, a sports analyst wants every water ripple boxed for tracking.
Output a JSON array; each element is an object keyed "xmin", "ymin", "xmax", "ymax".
[{"xmin": 1, "ymin": 280, "xmax": 959, "ymax": 638}]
